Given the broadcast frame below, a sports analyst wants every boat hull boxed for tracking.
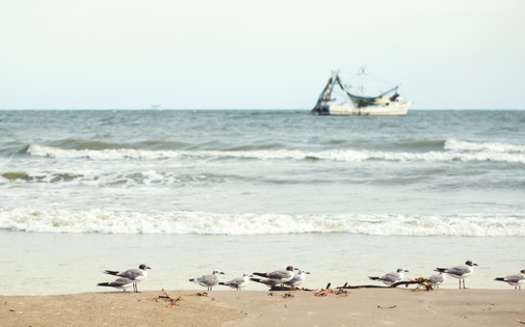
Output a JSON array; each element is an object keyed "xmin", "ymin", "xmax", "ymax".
[{"xmin": 313, "ymin": 101, "xmax": 411, "ymax": 116}]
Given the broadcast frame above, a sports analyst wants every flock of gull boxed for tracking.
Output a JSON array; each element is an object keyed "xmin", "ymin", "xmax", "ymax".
[{"xmin": 97, "ymin": 261, "xmax": 525, "ymax": 293}]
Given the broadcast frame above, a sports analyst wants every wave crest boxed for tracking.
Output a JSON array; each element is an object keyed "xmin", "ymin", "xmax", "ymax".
[
  {"xmin": 445, "ymin": 138, "xmax": 525, "ymax": 153},
  {"xmin": 1, "ymin": 208, "xmax": 524, "ymax": 237},
  {"xmin": 24, "ymin": 141, "xmax": 525, "ymax": 164}
]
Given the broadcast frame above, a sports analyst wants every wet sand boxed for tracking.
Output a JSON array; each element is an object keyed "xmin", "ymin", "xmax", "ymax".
[{"xmin": 2, "ymin": 288, "xmax": 524, "ymax": 327}]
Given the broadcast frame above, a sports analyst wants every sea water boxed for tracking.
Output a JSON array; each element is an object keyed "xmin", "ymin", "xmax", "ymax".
[{"xmin": 1, "ymin": 109, "xmax": 524, "ymax": 295}]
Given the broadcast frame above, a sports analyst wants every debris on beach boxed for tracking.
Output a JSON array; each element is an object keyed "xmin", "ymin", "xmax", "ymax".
[
  {"xmin": 407, "ymin": 277, "xmax": 433, "ymax": 291},
  {"xmin": 268, "ymin": 286, "xmax": 316, "ymax": 292},
  {"xmin": 314, "ymin": 289, "xmax": 331, "ymax": 297},
  {"xmin": 337, "ymin": 277, "xmax": 433, "ymax": 291},
  {"xmin": 314, "ymin": 283, "xmax": 349, "ymax": 297},
  {"xmin": 155, "ymin": 289, "xmax": 182, "ymax": 307},
  {"xmin": 377, "ymin": 305, "xmax": 397, "ymax": 309}
]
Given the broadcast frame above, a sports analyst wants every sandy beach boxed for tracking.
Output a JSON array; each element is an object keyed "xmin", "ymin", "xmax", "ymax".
[{"xmin": 2, "ymin": 288, "xmax": 524, "ymax": 327}]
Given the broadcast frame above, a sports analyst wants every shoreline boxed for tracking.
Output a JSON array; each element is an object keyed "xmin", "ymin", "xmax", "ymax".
[{"xmin": 2, "ymin": 289, "xmax": 524, "ymax": 327}]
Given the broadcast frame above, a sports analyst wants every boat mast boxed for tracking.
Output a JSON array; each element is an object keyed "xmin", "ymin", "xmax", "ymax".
[{"xmin": 311, "ymin": 71, "xmax": 339, "ymax": 113}]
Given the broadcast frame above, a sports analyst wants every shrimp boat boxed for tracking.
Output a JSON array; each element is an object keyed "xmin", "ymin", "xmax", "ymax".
[{"xmin": 311, "ymin": 69, "xmax": 411, "ymax": 116}]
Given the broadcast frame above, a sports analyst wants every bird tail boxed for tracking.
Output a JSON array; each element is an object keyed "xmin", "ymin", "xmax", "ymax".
[
  {"xmin": 104, "ymin": 270, "xmax": 119, "ymax": 276},
  {"xmin": 189, "ymin": 278, "xmax": 195, "ymax": 282},
  {"xmin": 434, "ymin": 268, "xmax": 446, "ymax": 273},
  {"xmin": 250, "ymin": 278, "xmax": 264, "ymax": 283},
  {"xmin": 218, "ymin": 282, "xmax": 225, "ymax": 285},
  {"xmin": 252, "ymin": 272, "xmax": 266, "ymax": 278},
  {"xmin": 97, "ymin": 282, "xmax": 111, "ymax": 287},
  {"xmin": 494, "ymin": 277, "xmax": 505, "ymax": 281},
  {"xmin": 368, "ymin": 276, "xmax": 380, "ymax": 281}
]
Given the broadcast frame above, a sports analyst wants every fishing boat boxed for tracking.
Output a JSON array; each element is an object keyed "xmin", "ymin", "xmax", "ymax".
[{"xmin": 311, "ymin": 69, "xmax": 411, "ymax": 116}]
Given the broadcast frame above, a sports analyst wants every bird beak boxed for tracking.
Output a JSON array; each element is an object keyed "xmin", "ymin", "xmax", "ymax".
[
  {"xmin": 306, "ymin": 272, "xmax": 311, "ymax": 274},
  {"xmin": 147, "ymin": 267, "xmax": 152, "ymax": 270}
]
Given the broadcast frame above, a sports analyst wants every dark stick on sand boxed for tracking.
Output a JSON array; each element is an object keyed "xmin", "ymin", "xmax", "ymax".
[{"xmin": 337, "ymin": 280, "xmax": 428, "ymax": 289}]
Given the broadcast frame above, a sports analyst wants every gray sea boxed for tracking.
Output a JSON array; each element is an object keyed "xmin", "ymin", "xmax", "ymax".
[{"xmin": 1, "ymin": 109, "xmax": 524, "ymax": 295}]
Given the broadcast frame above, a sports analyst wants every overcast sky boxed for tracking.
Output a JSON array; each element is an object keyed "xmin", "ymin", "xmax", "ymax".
[{"xmin": 2, "ymin": 0, "xmax": 524, "ymax": 110}]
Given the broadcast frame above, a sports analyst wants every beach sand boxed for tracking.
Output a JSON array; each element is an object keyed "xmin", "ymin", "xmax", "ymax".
[{"xmin": 1, "ymin": 288, "xmax": 524, "ymax": 327}]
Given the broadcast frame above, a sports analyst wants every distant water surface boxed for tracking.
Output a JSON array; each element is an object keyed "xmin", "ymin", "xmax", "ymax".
[{"xmin": 1, "ymin": 109, "xmax": 524, "ymax": 294}]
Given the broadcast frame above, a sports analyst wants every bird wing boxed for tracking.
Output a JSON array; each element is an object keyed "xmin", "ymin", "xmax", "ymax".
[
  {"xmin": 382, "ymin": 272, "xmax": 400, "ymax": 282},
  {"xmin": 198, "ymin": 274, "xmax": 219, "ymax": 285},
  {"xmin": 110, "ymin": 278, "xmax": 133, "ymax": 287},
  {"xmin": 504, "ymin": 274, "xmax": 525, "ymax": 283},
  {"xmin": 119, "ymin": 268, "xmax": 143, "ymax": 280},
  {"xmin": 227, "ymin": 277, "xmax": 244, "ymax": 287},
  {"xmin": 266, "ymin": 270, "xmax": 292, "ymax": 281},
  {"xmin": 448, "ymin": 265, "xmax": 470, "ymax": 276},
  {"xmin": 429, "ymin": 274, "xmax": 445, "ymax": 283}
]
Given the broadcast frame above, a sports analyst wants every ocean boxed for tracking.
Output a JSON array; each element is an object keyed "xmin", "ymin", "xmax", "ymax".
[{"xmin": 1, "ymin": 109, "xmax": 524, "ymax": 295}]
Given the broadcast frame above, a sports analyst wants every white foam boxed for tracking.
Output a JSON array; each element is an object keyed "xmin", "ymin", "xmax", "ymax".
[
  {"xmin": 25, "ymin": 142, "xmax": 525, "ymax": 164},
  {"xmin": 1, "ymin": 208, "xmax": 524, "ymax": 237},
  {"xmin": 445, "ymin": 138, "xmax": 525, "ymax": 153}
]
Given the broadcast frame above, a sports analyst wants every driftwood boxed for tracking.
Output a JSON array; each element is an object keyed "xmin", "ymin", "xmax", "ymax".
[
  {"xmin": 268, "ymin": 282, "xmax": 331, "ymax": 292},
  {"xmin": 337, "ymin": 278, "xmax": 432, "ymax": 291},
  {"xmin": 268, "ymin": 286, "xmax": 317, "ymax": 292},
  {"xmin": 156, "ymin": 289, "xmax": 182, "ymax": 307}
]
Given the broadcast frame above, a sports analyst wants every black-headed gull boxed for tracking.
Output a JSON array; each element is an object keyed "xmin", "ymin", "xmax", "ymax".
[
  {"xmin": 494, "ymin": 269, "xmax": 525, "ymax": 290},
  {"xmin": 97, "ymin": 277, "xmax": 134, "ymax": 292},
  {"xmin": 219, "ymin": 273, "xmax": 252, "ymax": 291},
  {"xmin": 253, "ymin": 266, "xmax": 294, "ymax": 288},
  {"xmin": 285, "ymin": 269, "xmax": 310, "ymax": 288},
  {"xmin": 368, "ymin": 268, "xmax": 408, "ymax": 285},
  {"xmin": 427, "ymin": 272, "xmax": 446, "ymax": 289},
  {"xmin": 189, "ymin": 270, "xmax": 225, "ymax": 291},
  {"xmin": 435, "ymin": 260, "xmax": 477, "ymax": 289},
  {"xmin": 104, "ymin": 264, "xmax": 151, "ymax": 293}
]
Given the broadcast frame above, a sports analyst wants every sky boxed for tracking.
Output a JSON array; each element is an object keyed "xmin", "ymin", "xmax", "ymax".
[{"xmin": 1, "ymin": 0, "xmax": 524, "ymax": 110}]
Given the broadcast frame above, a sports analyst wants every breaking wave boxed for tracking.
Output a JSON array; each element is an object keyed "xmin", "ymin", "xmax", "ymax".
[
  {"xmin": 445, "ymin": 138, "xmax": 525, "ymax": 153},
  {"xmin": 1, "ymin": 208, "xmax": 524, "ymax": 237},
  {"xmin": 23, "ymin": 140, "xmax": 525, "ymax": 164}
]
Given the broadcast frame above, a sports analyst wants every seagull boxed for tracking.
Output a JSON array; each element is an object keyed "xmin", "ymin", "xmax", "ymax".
[
  {"xmin": 285, "ymin": 269, "xmax": 310, "ymax": 288},
  {"xmin": 189, "ymin": 270, "xmax": 225, "ymax": 291},
  {"xmin": 435, "ymin": 260, "xmax": 478, "ymax": 289},
  {"xmin": 494, "ymin": 270, "xmax": 525, "ymax": 290},
  {"xmin": 427, "ymin": 272, "xmax": 446, "ymax": 289},
  {"xmin": 97, "ymin": 277, "xmax": 134, "ymax": 292},
  {"xmin": 219, "ymin": 273, "xmax": 252, "ymax": 291},
  {"xmin": 104, "ymin": 264, "xmax": 151, "ymax": 293},
  {"xmin": 250, "ymin": 278, "xmax": 279, "ymax": 289},
  {"xmin": 368, "ymin": 268, "xmax": 408, "ymax": 286},
  {"xmin": 253, "ymin": 266, "xmax": 295, "ymax": 288}
]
